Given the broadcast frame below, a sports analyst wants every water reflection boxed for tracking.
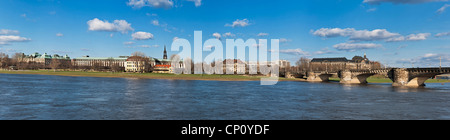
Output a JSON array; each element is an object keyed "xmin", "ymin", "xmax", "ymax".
[{"xmin": 1, "ymin": 74, "xmax": 450, "ymax": 120}]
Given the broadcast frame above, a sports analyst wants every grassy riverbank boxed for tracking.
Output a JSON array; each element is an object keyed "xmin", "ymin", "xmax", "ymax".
[{"xmin": 0, "ymin": 70, "xmax": 301, "ymax": 81}]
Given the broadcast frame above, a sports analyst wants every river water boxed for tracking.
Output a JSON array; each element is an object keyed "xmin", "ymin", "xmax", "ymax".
[{"xmin": 0, "ymin": 73, "xmax": 449, "ymax": 120}]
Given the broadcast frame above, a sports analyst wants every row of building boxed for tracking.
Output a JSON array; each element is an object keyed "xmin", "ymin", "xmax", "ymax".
[
  {"xmin": 309, "ymin": 53, "xmax": 382, "ymax": 71},
  {"xmin": 18, "ymin": 46, "xmax": 292, "ymax": 74},
  {"xmin": 18, "ymin": 47, "xmax": 381, "ymax": 74},
  {"xmin": 18, "ymin": 46, "xmax": 176, "ymax": 73}
]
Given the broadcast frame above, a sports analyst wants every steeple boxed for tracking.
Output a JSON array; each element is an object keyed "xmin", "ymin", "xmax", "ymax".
[
  {"xmin": 163, "ymin": 45, "xmax": 168, "ymax": 59},
  {"xmin": 364, "ymin": 52, "xmax": 367, "ymax": 59}
]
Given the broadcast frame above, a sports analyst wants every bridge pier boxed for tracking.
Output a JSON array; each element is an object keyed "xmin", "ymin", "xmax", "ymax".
[
  {"xmin": 339, "ymin": 70, "xmax": 376, "ymax": 84},
  {"xmin": 390, "ymin": 68, "xmax": 430, "ymax": 87},
  {"xmin": 306, "ymin": 72, "xmax": 332, "ymax": 82}
]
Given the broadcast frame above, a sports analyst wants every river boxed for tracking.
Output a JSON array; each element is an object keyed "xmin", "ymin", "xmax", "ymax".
[{"xmin": 1, "ymin": 73, "xmax": 449, "ymax": 120}]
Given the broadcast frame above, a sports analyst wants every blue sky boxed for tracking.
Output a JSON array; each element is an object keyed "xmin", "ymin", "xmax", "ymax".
[{"xmin": 1, "ymin": 0, "xmax": 450, "ymax": 67}]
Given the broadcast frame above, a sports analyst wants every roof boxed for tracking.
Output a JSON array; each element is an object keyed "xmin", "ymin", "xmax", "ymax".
[
  {"xmin": 155, "ymin": 65, "xmax": 171, "ymax": 68},
  {"xmin": 25, "ymin": 52, "xmax": 70, "ymax": 60},
  {"xmin": 311, "ymin": 57, "xmax": 348, "ymax": 63},
  {"xmin": 223, "ymin": 59, "xmax": 245, "ymax": 64},
  {"xmin": 126, "ymin": 56, "xmax": 150, "ymax": 61}
]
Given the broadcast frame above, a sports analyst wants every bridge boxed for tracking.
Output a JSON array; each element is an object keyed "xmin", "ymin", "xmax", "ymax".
[{"xmin": 287, "ymin": 67, "xmax": 450, "ymax": 87}]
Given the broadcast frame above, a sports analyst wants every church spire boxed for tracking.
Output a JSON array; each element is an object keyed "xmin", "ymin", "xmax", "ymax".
[{"xmin": 163, "ymin": 45, "xmax": 168, "ymax": 59}]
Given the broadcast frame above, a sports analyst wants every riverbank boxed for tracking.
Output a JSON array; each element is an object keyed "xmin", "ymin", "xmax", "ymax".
[
  {"xmin": 0, "ymin": 70, "xmax": 303, "ymax": 82},
  {"xmin": 2, "ymin": 70, "xmax": 449, "ymax": 83}
]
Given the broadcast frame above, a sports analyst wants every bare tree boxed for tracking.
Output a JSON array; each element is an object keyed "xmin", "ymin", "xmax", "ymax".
[
  {"xmin": 50, "ymin": 58, "xmax": 61, "ymax": 72},
  {"xmin": 0, "ymin": 52, "xmax": 11, "ymax": 68},
  {"xmin": 132, "ymin": 51, "xmax": 146, "ymax": 57},
  {"xmin": 92, "ymin": 61, "xmax": 102, "ymax": 71},
  {"xmin": 111, "ymin": 62, "xmax": 123, "ymax": 72},
  {"xmin": 296, "ymin": 57, "xmax": 311, "ymax": 72}
]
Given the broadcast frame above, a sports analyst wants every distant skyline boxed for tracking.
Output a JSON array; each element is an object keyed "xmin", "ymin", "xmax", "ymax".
[{"xmin": 1, "ymin": 0, "xmax": 450, "ymax": 67}]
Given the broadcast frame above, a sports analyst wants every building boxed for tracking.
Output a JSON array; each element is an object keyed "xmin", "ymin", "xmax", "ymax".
[
  {"xmin": 310, "ymin": 53, "xmax": 381, "ymax": 71},
  {"xmin": 72, "ymin": 56, "xmax": 128, "ymax": 68},
  {"xmin": 150, "ymin": 46, "xmax": 184, "ymax": 73},
  {"xmin": 125, "ymin": 56, "xmax": 151, "ymax": 73},
  {"xmin": 153, "ymin": 65, "xmax": 172, "ymax": 73},
  {"xmin": 20, "ymin": 52, "xmax": 71, "ymax": 66},
  {"xmin": 279, "ymin": 60, "xmax": 291, "ymax": 69}
]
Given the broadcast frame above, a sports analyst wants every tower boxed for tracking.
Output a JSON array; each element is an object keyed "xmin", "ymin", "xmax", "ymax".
[
  {"xmin": 163, "ymin": 45, "xmax": 167, "ymax": 59},
  {"xmin": 364, "ymin": 52, "xmax": 367, "ymax": 59}
]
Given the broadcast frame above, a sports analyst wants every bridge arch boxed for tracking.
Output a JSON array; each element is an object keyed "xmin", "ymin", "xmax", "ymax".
[
  {"xmin": 339, "ymin": 70, "xmax": 390, "ymax": 84},
  {"xmin": 390, "ymin": 68, "xmax": 450, "ymax": 87}
]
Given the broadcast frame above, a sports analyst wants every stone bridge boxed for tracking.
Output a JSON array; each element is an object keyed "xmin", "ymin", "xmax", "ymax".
[
  {"xmin": 389, "ymin": 68, "xmax": 450, "ymax": 87},
  {"xmin": 287, "ymin": 67, "xmax": 450, "ymax": 87},
  {"xmin": 286, "ymin": 71, "xmax": 337, "ymax": 82},
  {"xmin": 306, "ymin": 71, "xmax": 337, "ymax": 82},
  {"xmin": 339, "ymin": 69, "xmax": 390, "ymax": 84}
]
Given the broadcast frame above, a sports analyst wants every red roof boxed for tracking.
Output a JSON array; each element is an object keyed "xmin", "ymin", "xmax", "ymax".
[{"xmin": 155, "ymin": 65, "xmax": 171, "ymax": 68}]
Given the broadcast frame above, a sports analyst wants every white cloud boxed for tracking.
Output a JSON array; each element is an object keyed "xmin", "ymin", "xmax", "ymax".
[
  {"xmin": 223, "ymin": 32, "xmax": 235, "ymax": 38},
  {"xmin": 152, "ymin": 20, "xmax": 160, "ymax": 26},
  {"xmin": 212, "ymin": 32, "xmax": 221, "ymax": 39},
  {"xmin": 187, "ymin": 0, "xmax": 202, "ymax": 7},
  {"xmin": 276, "ymin": 49, "xmax": 310, "ymax": 56},
  {"xmin": 87, "ymin": 18, "xmax": 134, "ymax": 34},
  {"xmin": 123, "ymin": 41, "xmax": 136, "ymax": 45},
  {"xmin": 257, "ymin": 33, "xmax": 269, "ymax": 37},
  {"xmin": 127, "ymin": 0, "xmax": 174, "ymax": 9},
  {"xmin": 0, "ymin": 35, "xmax": 31, "ymax": 46},
  {"xmin": 405, "ymin": 33, "xmax": 431, "ymax": 41},
  {"xmin": 350, "ymin": 29, "xmax": 400, "ymax": 41},
  {"xmin": 400, "ymin": 53, "xmax": 450, "ymax": 66},
  {"xmin": 132, "ymin": 32, "xmax": 154, "ymax": 40},
  {"xmin": 435, "ymin": 32, "xmax": 450, "ymax": 37},
  {"xmin": 385, "ymin": 36, "xmax": 406, "ymax": 42},
  {"xmin": 56, "ymin": 33, "xmax": 64, "ymax": 37},
  {"xmin": 313, "ymin": 28, "xmax": 400, "ymax": 41},
  {"xmin": 386, "ymin": 33, "xmax": 431, "ymax": 42},
  {"xmin": 349, "ymin": 29, "xmax": 399, "ymax": 41},
  {"xmin": 437, "ymin": 4, "xmax": 450, "ymax": 14},
  {"xmin": 312, "ymin": 28, "xmax": 355, "ymax": 38},
  {"xmin": 137, "ymin": 45, "xmax": 159, "ymax": 48},
  {"xmin": 0, "ymin": 36, "xmax": 31, "ymax": 42},
  {"xmin": 0, "ymin": 29, "xmax": 20, "ymax": 35},
  {"xmin": 424, "ymin": 53, "xmax": 438, "ymax": 58},
  {"xmin": 225, "ymin": 19, "xmax": 250, "ymax": 28},
  {"xmin": 333, "ymin": 43, "xmax": 382, "ymax": 52},
  {"xmin": 363, "ymin": 0, "xmax": 448, "ymax": 4},
  {"xmin": 313, "ymin": 28, "xmax": 431, "ymax": 42}
]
